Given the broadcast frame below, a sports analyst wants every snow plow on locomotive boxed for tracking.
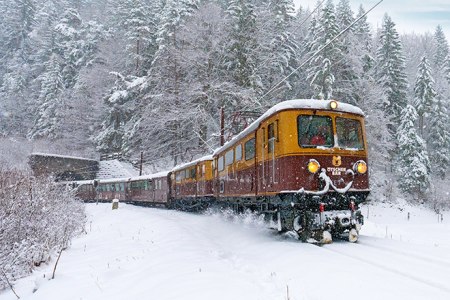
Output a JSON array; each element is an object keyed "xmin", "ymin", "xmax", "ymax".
[{"xmin": 72, "ymin": 99, "xmax": 369, "ymax": 244}]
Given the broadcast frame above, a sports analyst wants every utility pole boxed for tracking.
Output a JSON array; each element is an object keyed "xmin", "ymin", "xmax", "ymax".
[
  {"xmin": 139, "ymin": 151, "xmax": 143, "ymax": 176},
  {"xmin": 220, "ymin": 107, "xmax": 225, "ymax": 146}
]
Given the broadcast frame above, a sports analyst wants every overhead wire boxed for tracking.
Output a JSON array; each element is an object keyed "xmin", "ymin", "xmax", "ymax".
[{"xmin": 255, "ymin": 0, "xmax": 384, "ymax": 105}]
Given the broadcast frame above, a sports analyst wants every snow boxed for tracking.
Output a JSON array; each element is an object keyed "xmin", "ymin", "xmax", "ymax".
[
  {"xmin": 30, "ymin": 152, "xmax": 97, "ymax": 162},
  {"xmin": 97, "ymin": 160, "xmax": 139, "ymax": 179},
  {"xmin": 214, "ymin": 99, "xmax": 364, "ymax": 155},
  {"xmin": 3, "ymin": 201, "xmax": 450, "ymax": 300}
]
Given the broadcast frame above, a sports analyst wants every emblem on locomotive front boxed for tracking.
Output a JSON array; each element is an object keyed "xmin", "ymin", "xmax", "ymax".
[{"xmin": 332, "ymin": 156, "xmax": 342, "ymax": 167}]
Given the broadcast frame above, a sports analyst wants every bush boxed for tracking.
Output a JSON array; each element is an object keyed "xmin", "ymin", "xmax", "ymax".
[{"xmin": 0, "ymin": 168, "xmax": 86, "ymax": 290}]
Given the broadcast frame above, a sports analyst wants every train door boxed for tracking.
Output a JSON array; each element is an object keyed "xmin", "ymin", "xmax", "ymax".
[
  {"xmin": 266, "ymin": 120, "xmax": 279, "ymax": 190},
  {"xmin": 256, "ymin": 126, "xmax": 266, "ymax": 195},
  {"xmin": 244, "ymin": 133, "xmax": 257, "ymax": 196}
]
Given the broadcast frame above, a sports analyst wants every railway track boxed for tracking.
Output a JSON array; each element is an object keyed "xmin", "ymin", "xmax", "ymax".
[{"xmin": 321, "ymin": 236, "xmax": 450, "ymax": 295}]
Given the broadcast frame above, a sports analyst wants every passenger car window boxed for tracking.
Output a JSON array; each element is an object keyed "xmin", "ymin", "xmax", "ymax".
[
  {"xmin": 225, "ymin": 149, "xmax": 234, "ymax": 166},
  {"xmin": 298, "ymin": 115, "xmax": 333, "ymax": 148},
  {"xmin": 245, "ymin": 138, "xmax": 255, "ymax": 160},
  {"xmin": 218, "ymin": 156, "xmax": 224, "ymax": 171},
  {"xmin": 235, "ymin": 144, "xmax": 242, "ymax": 161}
]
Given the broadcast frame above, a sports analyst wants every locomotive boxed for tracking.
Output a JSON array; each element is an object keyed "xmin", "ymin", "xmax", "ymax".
[{"xmin": 74, "ymin": 99, "xmax": 369, "ymax": 244}]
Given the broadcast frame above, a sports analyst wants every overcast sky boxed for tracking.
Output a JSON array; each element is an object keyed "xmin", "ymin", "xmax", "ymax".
[{"xmin": 293, "ymin": 0, "xmax": 450, "ymax": 39}]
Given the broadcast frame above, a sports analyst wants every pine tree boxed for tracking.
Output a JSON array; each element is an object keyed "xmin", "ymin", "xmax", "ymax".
[
  {"xmin": 333, "ymin": 0, "xmax": 362, "ymax": 105},
  {"xmin": 54, "ymin": 8, "xmax": 83, "ymax": 88},
  {"xmin": 375, "ymin": 14, "xmax": 408, "ymax": 130},
  {"xmin": 32, "ymin": 0, "xmax": 60, "ymax": 72},
  {"xmin": 224, "ymin": 0, "xmax": 258, "ymax": 89},
  {"xmin": 446, "ymin": 59, "xmax": 450, "ymax": 84},
  {"xmin": 116, "ymin": 0, "xmax": 201, "ymax": 163},
  {"xmin": 336, "ymin": 0, "xmax": 353, "ymax": 32},
  {"xmin": 95, "ymin": 72, "xmax": 136, "ymax": 154},
  {"xmin": 0, "ymin": 0, "xmax": 37, "ymax": 136},
  {"xmin": 305, "ymin": 0, "xmax": 341, "ymax": 100},
  {"xmin": 29, "ymin": 54, "xmax": 64, "ymax": 139},
  {"xmin": 396, "ymin": 104, "xmax": 431, "ymax": 198},
  {"xmin": 354, "ymin": 5, "xmax": 373, "ymax": 73},
  {"xmin": 255, "ymin": 0, "xmax": 298, "ymax": 102},
  {"xmin": 433, "ymin": 25, "xmax": 449, "ymax": 71},
  {"xmin": 115, "ymin": 0, "xmax": 161, "ymax": 75},
  {"xmin": 414, "ymin": 56, "xmax": 436, "ymax": 138},
  {"xmin": 427, "ymin": 96, "xmax": 450, "ymax": 179}
]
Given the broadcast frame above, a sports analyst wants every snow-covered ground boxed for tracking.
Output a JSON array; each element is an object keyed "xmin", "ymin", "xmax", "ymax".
[{"xmin": 2, "ymin": 201, "xmax": 450, "ymax": 300}]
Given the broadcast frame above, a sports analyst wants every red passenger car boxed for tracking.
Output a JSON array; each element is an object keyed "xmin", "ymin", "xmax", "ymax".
[{"xmin": 128, "ymin": 172, "xmax": 170, "ymax": 205}]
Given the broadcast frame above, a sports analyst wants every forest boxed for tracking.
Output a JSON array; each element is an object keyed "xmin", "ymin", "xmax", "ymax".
[{"xmin": 0, "ymin": 0, "xmax": 449, "ymax": 204}]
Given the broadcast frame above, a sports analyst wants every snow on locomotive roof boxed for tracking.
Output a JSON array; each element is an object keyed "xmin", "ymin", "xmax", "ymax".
[
  {"xmin": 171, "ymin": 155, "xmax": 213, "ymax": 172},
  {"xmin": 214, "ymin": 99, "xmax": 364, "ymax": 155}
]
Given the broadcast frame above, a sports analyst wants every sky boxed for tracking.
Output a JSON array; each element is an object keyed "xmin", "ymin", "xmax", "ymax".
[{"xmin": 293, "ymin": 0, "xmax": 450, "ymax": 39}]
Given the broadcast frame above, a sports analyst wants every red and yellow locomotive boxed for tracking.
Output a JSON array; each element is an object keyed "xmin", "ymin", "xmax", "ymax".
[
  {"xmin": 73, "ymin": 99, "xmax": 369, "ymax": 243},
  {"xmin": 212, "ymin": 99, "xmax": 368, "ymax": 242}
]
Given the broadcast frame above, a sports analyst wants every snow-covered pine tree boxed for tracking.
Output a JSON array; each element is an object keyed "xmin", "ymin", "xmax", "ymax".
[
  {"xmin": 414, "ymin": 56, "xmax": 437, "ymax": 138},
  {"xmin": 224, "ymin": 0, "xmax": 258, "ymax": 89},
  {"xmin": 32, "ymin": 0, "xmax": 61, "ymax": 74},
  {"xmin": 336, "ymin": 0, "xmax": 353, "ymax": 32},
  {"xmin": 95, "ymin": 72, "xmax": 139, "ymax": 154},
  {"xmin": 287, "ymin": 5, "xmax": 313, "ymax": 99},
  {"xmin": 430, "ymin": 25, "xmax": 450, "ymax": 97},
  {"xmin": 305, "ymin": 0, "xmax": 341, "ymax": 100},
  {"xmin": 131, "ymin": 0, "xmax": 201, "ymax": 164},
  {"xmin": 427, "ymin": 96, "xmax": 450, "ymax": 179},
  {"xmin": 29, "ymin": 53, "xmax": 64, "ymax": 139},
  {"xmin": 115, "ymin": 0, "xmax": 161, "ymax": 75},
  {"xmin": 353, "ymin": 5, "xmax": 374, "ymax": 74},
  {"xmin": 433, "ymin": 25, "xmax": 449, "ymax": 71},
  {"xmin": 375, "ymin": 14, "xmax": 408, "ymax": 131},
  {"xmin": 396, "ymin": 104, "xmax": 431, "ymax": 199},
  {"xmin": 173, "ymin": 2, "xmax": 245, "ymax": 149},
  {"xmin": 0, "ymin": 0, "xmax": 37, "ymax": 136},
  {"xmin": 254, "ymin": 0, "xmax": 298, "ymax": 104},
  {"xmin": 333, "ymin": 0, "xmax": 361, "ymax": 105},
  {"xmin": 54, "ymin": 8, "xmax": 84, "ymax": 88},
  {"xmin": 349, "ymin": 4, "xmax": 376, "ymax": 109}
]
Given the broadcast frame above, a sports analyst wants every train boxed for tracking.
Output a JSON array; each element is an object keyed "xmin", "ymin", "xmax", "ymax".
[{"xmin": 73, "ymin": 99, "xmax": 369, "ymax": 244}]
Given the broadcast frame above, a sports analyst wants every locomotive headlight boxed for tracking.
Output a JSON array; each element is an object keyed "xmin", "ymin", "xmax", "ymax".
[
  {"xmin": 307, "ymin": 159, "xmax": 320, "ymax": 174},
  {"xmin": 354, "ymin": 160, "xmax": 367, "ymax": 174},
  {"xmin": 330, "ymin": 100, "xmax": 338, "ymax": 110}
]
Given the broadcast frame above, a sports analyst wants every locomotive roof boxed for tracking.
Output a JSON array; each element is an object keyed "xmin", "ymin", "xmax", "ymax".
[
  {"xmin": 213, "ymin": 99, "xmax": 364, "ymax": 155},
  {"xmin": 171, "ymin": 155, "xmax": 213, "ymax": 172}
]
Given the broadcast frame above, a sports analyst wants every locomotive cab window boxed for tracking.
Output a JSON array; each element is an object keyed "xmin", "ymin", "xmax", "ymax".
[
  {"xmin": 298, "ymin": 115, "xmax": 333, "ymax": 148},
  {"xmin": 336, "ymin": 118, "xmax": 364, "ymax": 150},
  {"xmin": 245, "ymin": 138, "xmax": 255, "ymax": 160}
]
